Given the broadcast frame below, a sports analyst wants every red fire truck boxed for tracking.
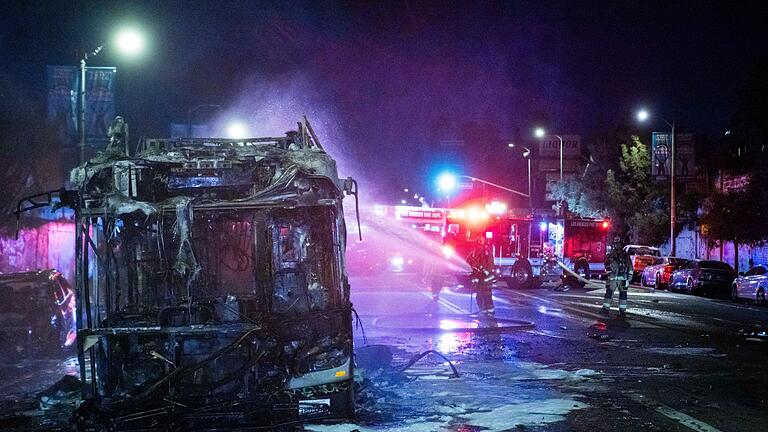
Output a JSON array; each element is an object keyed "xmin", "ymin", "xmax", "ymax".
[
  {"xmin": 442, "ymin": 202, "xmax": 609, "ymax": 289},
  {"xmin": 347, "ymin": 205, "xmax": 447, "ymax": 274}
]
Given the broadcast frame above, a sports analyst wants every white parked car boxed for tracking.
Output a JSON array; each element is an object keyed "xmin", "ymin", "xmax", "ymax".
[
  {"xmin": 732, "ymin": 265, "xmax": 768, "ymax": 305},
  {"xmin": 623, "ymin": 245, "xmax": 661, "ymax": 282}
]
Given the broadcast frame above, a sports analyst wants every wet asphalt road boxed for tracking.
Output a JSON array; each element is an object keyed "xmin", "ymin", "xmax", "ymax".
[
  {"xmin": 340, "ymin": 272, "xmax": 768, "ymax": 432},
  {"xmin": 1, "ymin": 274, "xmax": 767, "ymax": 431}
]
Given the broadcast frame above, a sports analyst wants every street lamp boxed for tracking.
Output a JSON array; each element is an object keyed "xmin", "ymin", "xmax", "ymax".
[
  {"xmin": 78, "ymin": 26, "xmax": 147, "ymax": 163},
  {"xmin": 225, "ymin": 120, "xmax": 249, "ymax": 139},
  {"xmin": 534, "ymin": 127, "xmax": 564, "ymax": 181},
  {"xmin": 436, "ymin": 172, "xmax": 528, "ymax": 198},
  {"xmin": 637, "ymin": 108, "xmax": 677, "ymax": 256},
  {"xmin": 508, "ymin": 143, "xmax": 532, "ymax": 210}
]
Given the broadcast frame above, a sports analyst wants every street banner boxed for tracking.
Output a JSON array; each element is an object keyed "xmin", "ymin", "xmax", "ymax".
[
  {"xmin": 538, "ymin": 135, "xmax": 581, "ymax": 158},
  {"xmin": 651, "ymin": 132, "xmax": 695, "ymax": 181},
  {"xmin": 46, "ymin": 66, "xmax": 78, "ymax": 146},
  {"xmin": 675, "ymin": 133, "xmax": 696, "ymax": 181},
  {"xmin": 651, "ymin": 132, "xmax": 671, "ymax": 180},
  {"xmin": 81, "ymin": 67, "xmax": 117, "ymax": 145},
  {"xmin": 47, "ymin": 65, "xmax": 117, "ymax": 147}
]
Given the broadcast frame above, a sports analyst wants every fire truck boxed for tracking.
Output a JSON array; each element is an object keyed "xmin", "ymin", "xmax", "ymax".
[
  {"xmin": 442, "ymin": 202, "xmax": 610, "ymax": 289},
  {"xmin": 347, "ymin": 204, "xmax": 446, "ymax": 274}
]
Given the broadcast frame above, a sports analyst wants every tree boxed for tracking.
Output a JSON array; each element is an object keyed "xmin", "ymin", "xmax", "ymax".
[
  {"xmin": 604, "ymin": 135, "xmax": 669, "ymax": 245},
  {"xmin": 700, "ymin": 170, "xmax": 768, "ymax": 273},
  {"xmin": 549, "ymin": 161, "xmax": 606, "ymax": 218}
]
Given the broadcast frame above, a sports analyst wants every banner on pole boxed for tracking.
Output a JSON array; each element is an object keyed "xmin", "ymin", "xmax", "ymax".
[
  {"xmin": 82, "ymin": 67, "xmax": 117, "ymax": 145},
  {"xmin": 651, "ymin": 132, "xmax": 695, "ymax": 181},
  {"xmin": 675, "ymin": 133, "xmax": 696, "ymax": 181},
  {"xmin": 46, "ymin": 66, "xmax": 78, "ymax": 146},
  {"xmin": 651, "ymin": 132, "xmax": 671, "ymax": 180},
  {"xmin": 47, "ymin": 65, "xmax": 117, "ymax": 147}
]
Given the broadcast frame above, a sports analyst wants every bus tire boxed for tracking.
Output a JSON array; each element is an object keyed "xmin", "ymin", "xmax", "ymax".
[{"xmin": 507, "ymin": 260, "xmax": 533, "ymax": 289}]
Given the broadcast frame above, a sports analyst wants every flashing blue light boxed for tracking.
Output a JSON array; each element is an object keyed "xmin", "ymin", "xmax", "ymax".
[
  {"xmin": 539, "ymin": 222, "xmax": 547, "ymax": 231},
  {"xmin": 437, "ymin": 172, "xmax": 457, "ymax": 191}
]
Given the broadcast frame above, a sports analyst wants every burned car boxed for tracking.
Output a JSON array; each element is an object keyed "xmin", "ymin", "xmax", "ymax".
[
  {"xmin": 18, "ymin": 118, "xmax": 358, "ymax": 429},
  {"xmin": 0, "ymin": 269, "xmax": 77, "ymax": 357}
]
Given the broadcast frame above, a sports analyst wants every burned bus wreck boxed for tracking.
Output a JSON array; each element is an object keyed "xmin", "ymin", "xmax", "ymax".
[{"xmin": 59, "ymin": 119, "xmax": 356, "ymax": 429}]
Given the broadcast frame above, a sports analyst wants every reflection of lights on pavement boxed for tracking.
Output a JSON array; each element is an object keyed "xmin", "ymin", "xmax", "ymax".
[
  {"xmin": 439, "ymin": 319, "xmax": 479, "ymax": 330},
  {"xmin": 437, "ymin": 332, "xmax": 460, "ymax": 353},
  {"xmin": 537, "ymin": 305, "xmax": 547, "ymax": 314},
  {"xmin": 435, "ymin": 331, "xmax": 472, "ymax": 354},
  {"xmin": 439, "ymin": 319, "xmax": 460, "ymax": 330}
]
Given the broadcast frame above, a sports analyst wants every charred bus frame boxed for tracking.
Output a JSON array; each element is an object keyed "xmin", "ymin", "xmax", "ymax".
[{"xmin": 17, "ymin": 118, "xmax": 358, "ymax": 429}]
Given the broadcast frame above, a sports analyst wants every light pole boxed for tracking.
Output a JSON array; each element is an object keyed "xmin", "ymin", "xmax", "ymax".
[
  {"xmin": 637, "ymin": 109, "xmax": 676, "ymax": 256},
  {"xmin": 78, "ymin": 27, "xmax": 146, "ymax": 164},
  {"xmin": 508, "ymin": 143, "xmax": 532, "ymax": 210},
  {"xmin": 534, "ymin": 127, "xmax": 564, "ymax": 181},
  {"xmin": 437, "ymin": 173, "xmax": 529, "ymax": 198}
]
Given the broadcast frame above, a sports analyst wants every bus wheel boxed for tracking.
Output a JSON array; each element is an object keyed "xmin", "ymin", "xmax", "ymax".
[{"xmin": 508, "ymin": 260, "xmax": 533, "ymax": 289}]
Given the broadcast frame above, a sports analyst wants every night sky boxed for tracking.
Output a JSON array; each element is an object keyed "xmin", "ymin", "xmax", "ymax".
[{"xmin": 1, "ymin": 0, "xmax": 766, "ymax": 199}]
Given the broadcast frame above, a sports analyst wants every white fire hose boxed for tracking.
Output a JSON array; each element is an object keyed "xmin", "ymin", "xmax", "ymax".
[{"xmin": 556, "ymin": 261, "xmax": 607, "ymax": 289}]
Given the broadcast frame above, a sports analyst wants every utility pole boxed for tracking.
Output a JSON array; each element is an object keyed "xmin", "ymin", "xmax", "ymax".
[
  {"xmin": 670, "ymin": 121, "xmax": 676, "ymax": 257},
  {"xmin": 78, "ymin": 58, "xmax": 87, "ymax": 164}
]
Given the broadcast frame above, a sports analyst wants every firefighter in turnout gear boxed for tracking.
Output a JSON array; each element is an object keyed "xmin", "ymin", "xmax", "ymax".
[
  {"xmin": 601, "ymin": 236, "xmax": 632, "ymax": 318},
  {"xmin": 467, "ymin": 238, "xmax": 496, "ymax": 314}
]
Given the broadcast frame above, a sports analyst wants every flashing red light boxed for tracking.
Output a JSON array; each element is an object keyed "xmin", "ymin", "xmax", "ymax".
[{"xmin": 601, "ymin": 221, "xmax": 609, "ymax": 229}]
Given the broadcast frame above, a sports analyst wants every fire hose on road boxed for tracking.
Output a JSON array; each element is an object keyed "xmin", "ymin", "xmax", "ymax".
[{"xmin": 556, "ymin": 261, "xmax": 607, "ymax": 290}]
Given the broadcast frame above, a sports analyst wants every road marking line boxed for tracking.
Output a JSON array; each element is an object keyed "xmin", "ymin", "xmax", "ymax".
[
  {"xmin": 512, "ymin": 290, "xmax": 607, "ymax": 321},
  {"xmin": 628, "ymin": 393, "xmax": 722, "ymax": 432},
  {"xmin": 421, "ymin": 292, "xmax": 467, "ymax": 314}
]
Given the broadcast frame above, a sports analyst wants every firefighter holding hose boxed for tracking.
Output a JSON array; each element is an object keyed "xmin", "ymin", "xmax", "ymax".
[
  {"xmin": 601, "ymin": 236, "xmax": 633, "ymax": 318},
  {"xmin": 468, "ymin": 237, "xmax": 496, "ymax": 314}
]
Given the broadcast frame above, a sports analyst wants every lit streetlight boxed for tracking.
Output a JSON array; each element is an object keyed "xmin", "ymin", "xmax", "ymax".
[
  {"xmin": 637, "ymin": 108, "xmax": 677, "ymax": 256},
  {"xmin": 78, "ymin": 26, "xmax": 147, "ymax": 163},
  {"xmin": 508, "ymin": 143, "xmax": 532, "ymax": 210},
  {"xmin": 436, "ymin": 172, "xmax": 528, "ymax": 197},
  {"xmin": 225, "ymin": 121, "xmax": 249, "ymax": 139}
]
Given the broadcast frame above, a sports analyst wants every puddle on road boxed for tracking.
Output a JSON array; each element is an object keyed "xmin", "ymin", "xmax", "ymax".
[
  {"xmin": 371, "ymin": 313, "xmax": 534, "ymax": 333},
  {"xmin": 308, "ymin": 360, "xmax": 596, "ymax": 432},
  {"xmin": 645, "ymin": 347, "xmax": 726, "ymax": 357}
]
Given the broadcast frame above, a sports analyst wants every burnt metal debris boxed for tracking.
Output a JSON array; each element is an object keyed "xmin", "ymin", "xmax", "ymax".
[{"xmin": 17, "ymin": 117, "xmax": 358, "ymax": 430}]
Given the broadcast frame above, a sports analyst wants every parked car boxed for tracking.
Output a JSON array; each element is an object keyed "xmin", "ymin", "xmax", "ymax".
[
  {"xmin": 624, "ymin": 245, "xmax": 661, "ymax": 282},
  {"xmin": 640, "ymin": 257, "xmax": 688, "ymax": 290},
  {"xmin": 669, "ymin": 260, "xmax": 736, "ymax": 297},
  {"xmin": 731, "ymin": 264, "xmax": 768, "ymax": 305},
  {"xmin": 0, "ymin": 269, "xmax": 76, "ymax": 357}
]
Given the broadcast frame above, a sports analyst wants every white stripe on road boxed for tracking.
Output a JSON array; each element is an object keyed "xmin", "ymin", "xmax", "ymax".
[
  {"xmin": 421, "ymin": 292, "xmax": 467, "ymax": 314},
  {"xmin": 511, "ymin": 290, "xmax": 608, "ymax": 322},
  {"xmin": 628, "ymin": 393, "xmax": 722, "ymax": 432}
]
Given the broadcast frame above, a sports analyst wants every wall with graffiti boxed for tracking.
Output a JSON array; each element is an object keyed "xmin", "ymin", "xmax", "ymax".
[{"xmin": 0, "ymin": 222, "xmax": 75, "ymax": 282}]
